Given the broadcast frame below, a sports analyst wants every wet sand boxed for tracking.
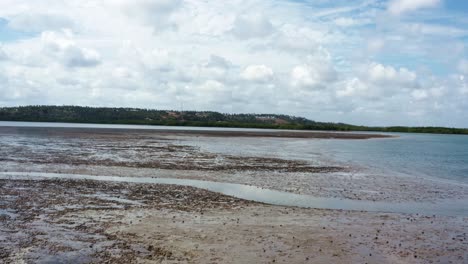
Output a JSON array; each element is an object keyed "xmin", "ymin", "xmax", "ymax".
[
  {"xmin": 1, "ymin": 179, "xmax": 466, "ymax": 263},
  {"xmin": 1, "ymin": 127, "xmax": 466, "ymax": 203},
  {"xmin": 0, "ymin": 127, "xmax": 467, "ymax": 263}
]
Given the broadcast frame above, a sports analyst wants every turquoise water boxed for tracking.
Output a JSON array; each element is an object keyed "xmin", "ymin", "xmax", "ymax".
[{"xmin": 309, "ymin": 133, "xmax": 468, "ymax": 184}]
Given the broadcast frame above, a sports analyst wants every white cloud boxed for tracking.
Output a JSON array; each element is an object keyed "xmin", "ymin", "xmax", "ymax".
[
  {"xmin": 206, "ymin": 55, "xmax": 232, "ymax": 69},
  {"xmin": 459, "ymin": 75, "xmax": 468, "ymax": 95},
  {"xmin": 336, "ymin": 78, "xmax": 368, "ymax": 97},
  {"xmin": 41, "ymin": 31, "xmax": 101, "ymax": 68},
  {"xmin": 334, "ymin": 18, "xmax": 357, "ymax": 27},
  {"xmin": 291, "ymin": 65, "xmax": 316, "ymax": 88},
  {"xmin": 458, "ymin": 59, "xmax": 468, "ymax": 75},
  {"xmin": 289, "ymin": 49, "xmax": 337, "ymax": 91},
  {"xmin": 367, "ymin": 63, "xmax": 417, "ymax": 85},
  {"xmin": 429, "ymin": 86, "xmax": 446, "ymax": 98},
  {"xmin": 199, "ymin": 80, "xmax": 226, "ymax": 92},
  {"xmin": 290, "ymin": 64, "xmax": 336, "ymax": 90},
  {"xmin": 388, "ymin": 0, "xmax": 441, "ymax": 15},
  {"xmin": 231, "ymin": 14, "xmax": 275, "ymax": 40},
  {"xmin": 62, "ymin": 47, "xmax": 101, "ymax": 68},
  {"xmin": 0, "ymin": 46, "xmax": 7, "ymax": 61},
  {"xmin": 194, "ymin": 80, "xmax": 233, "ymax": 107},
  {"xmin": 336, "ymin": 62, "xmax": 420, "ymax": 101},
  {"xmin": 403, "ymin": 23, "xmax": 468, "ymax": 38},
  {"xmin": 241, "ymin": 65, "xmax": 273, "ymax": 82},
  {"xmin": 0, "ymin": 0, "xmax": 466, "ymax": 127},
  {"xmin": 411, "ymin": 89, "xmax": 429, "ymax": 100},
  {"xmin": 121, "ymin": 0, "xmax": 183, "ymax": 32},
  {"xmin": 8, "ymin": 13, "xmax": 75, "ymax": 32},
  {"xmin": 367, "ymin": 38, "xmax": 385, "ymax": 53}
]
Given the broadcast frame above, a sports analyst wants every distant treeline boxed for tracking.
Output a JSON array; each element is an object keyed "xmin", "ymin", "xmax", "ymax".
[{"xmin": 0, "ymin": 105, "xmax": 467, "ymax": 135}]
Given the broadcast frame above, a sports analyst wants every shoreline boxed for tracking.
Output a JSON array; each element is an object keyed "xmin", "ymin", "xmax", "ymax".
[
  {"xmin": 0, "ymin": 125, "xmax": 393, "ymax": 139},
  {"xmin": 0, "ymin": 127, "xmax": 465, "ymax": 204},
  {"xmin": 2, "ymin": 172, "xmax": 467, "ymax": 217},
  {"xmin": 2, "ymin": 160, "xmax": 467, "ymax": 204},
  {"xmin": 1, "ymin": 126, "xmax": 467, "ymax": 263},
  {"xmin": 1, "ymin": 177, "xmax": 466, "ymax": 263}
]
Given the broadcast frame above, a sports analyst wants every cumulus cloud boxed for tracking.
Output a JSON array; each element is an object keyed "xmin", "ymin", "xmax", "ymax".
[
  {"xmin": 231, "ymin": 14, "xmax": 275, "ymax": 39},
  {"xmin": 0, "ymin": 65, "xmax": 46, "ymax": 105},
  {"xmin": 290, "ymin": 65, "xmax": 333, "ymax": 90},
  {"xmin": 199, "ymin": 80, "xmax": 226, "ymax": 92},
  {"xmin": 122, "ymin": 0, "xmax": 183, "ymax": 32},
  {"xmin": 458, "ymin": 75, "xmax": 468, "ymax": 95},
  {"xmin": 334, "ymin": 18, "xmax": 355, "ymax": 27},
  {"xmin": 411, "ymin": 89, "xmax": 429, "ymax": 100},
  {"xmin": 206, "ymin": 55, "xmax": 232, "ymax": 69},
  {"xmin": 336, "ymin": 78, "xmax": 368, "ymax": 98},
  {"xmin": 0, "ymin": 0, "xmax": 466, "ymax": 127},
  {"xmin": 367, "ymin": 38, "xmax": 385, "ymax": 53},
  {"xmin": 7, "ymin": 13, "xmax": 75, "ymax": 32},
  {"xmin": 41, "ymin": 31, "xmax": 101, "ymax": 68},
  {"xmin": 458, "ymin": 59, "xmax": 468, "ymax": 75},
  {"xmin": 62, "ymin": 47, "xmax": 101, "ymax": 68},
  {"xmin": 367, "ymin": 63, "xmax": 417, "ymax": 86},
  {"xmin": 388, "ymin": 0, "xmax": 441, "ymax": 15},
  {"xmin": 0, "ymin": 46, "xmax": 7, "ymax": 61},
  {"xmin": 290, "ymin": 53, "xmax": 337, "ymax": 91},
  {"xmin": 336, "ymin": 63, "xmax": 419, "ymax": 101},
  {"xmin": 241, "ymin": 65, "xmax": 274, "ymax": 82},
  {"xmin": 291, "ymin": 66, "xmax": 317, "ymax": 88},
  {"xmin": 197, "ymin": 55, "xmax": 233, "ymax": 81},
  {"xmin": 195, "ymin": 80, "xmax": 233, "ymax": 107}
]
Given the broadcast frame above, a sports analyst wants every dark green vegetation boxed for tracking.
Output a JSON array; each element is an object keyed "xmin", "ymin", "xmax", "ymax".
[{"xmin": 0, "ymin": 105, "xmax": 467, "ymax": 135}]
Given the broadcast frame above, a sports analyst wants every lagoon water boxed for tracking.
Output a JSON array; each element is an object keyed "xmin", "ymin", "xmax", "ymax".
[
  {"xmin": 1, "ymin": 121, "xmax": 467, "ymax": 185},
  {"xmin": 306, "ymin": 133, "xmax": 468, "ymax": 184}
]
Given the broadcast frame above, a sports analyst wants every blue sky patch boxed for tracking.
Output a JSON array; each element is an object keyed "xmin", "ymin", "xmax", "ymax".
[{"xmin": 0, "ymin": 18, "xmax": 36, "ymax": 42}]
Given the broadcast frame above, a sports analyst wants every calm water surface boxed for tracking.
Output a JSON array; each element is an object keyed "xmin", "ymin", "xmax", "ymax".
[
  {"xmin": 1, "ymin": 172, "xmax": 466, "ymax": 216},
  {"xmin": 1, "ymin": 121, "xmax": 467, "ymax": 184},
  {"xmin": 307, "ymin": 133, "xmax": 468, "ymax": 184}
]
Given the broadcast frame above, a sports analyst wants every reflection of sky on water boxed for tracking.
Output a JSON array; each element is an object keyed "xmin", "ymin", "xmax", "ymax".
[
  {"xmin": 308, "ymin": 134, "xmax": 468, "ymax": 184},
  {"xmin": 2, "ymin": 121, "xmax": 467, "ymax": 184},
  {"xmin": 185, "ymin": 132, "xmax": 468, "ymax": 185},
  {"xmin": 1, "ymin": 172, "xmax": 467, "ymax": 217}
]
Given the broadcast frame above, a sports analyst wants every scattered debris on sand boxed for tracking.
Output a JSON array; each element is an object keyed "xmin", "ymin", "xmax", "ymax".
[{"xmin": 1, "ymin": 179, "xmax": 466, "ymax": 263}]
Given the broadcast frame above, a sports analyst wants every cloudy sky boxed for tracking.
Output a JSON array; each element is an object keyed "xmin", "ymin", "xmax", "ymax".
[{"xmin": 0, "ymin": 0, "xmax": 467, "ymax": 127}]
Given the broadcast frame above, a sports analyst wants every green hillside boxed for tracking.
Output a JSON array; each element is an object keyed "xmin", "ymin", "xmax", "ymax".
[{"xmin": 0, "ymin": 106, "xmax": 467, "ymax": 135}]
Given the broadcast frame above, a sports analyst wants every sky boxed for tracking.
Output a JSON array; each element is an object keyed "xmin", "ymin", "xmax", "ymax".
[{"xmin": 0, "ymin": 0, "xmax": 467, "ymax": 127}]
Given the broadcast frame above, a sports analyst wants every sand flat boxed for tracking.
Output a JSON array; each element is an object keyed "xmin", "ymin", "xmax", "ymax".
[
  {"xmin": 0, "ymin": 127, "xmax": 467, "ymax": 263},
  {"xmin": 1, "ymin": 179, "xmax": 466, "ymax": 263}
]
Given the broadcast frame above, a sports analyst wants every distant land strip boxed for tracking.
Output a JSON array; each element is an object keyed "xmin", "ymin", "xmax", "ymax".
[
  {"xmin": 0, "ymin": 106, "xmax": 467, "ymax": 135},
  {"xmin": 0, "ymin": 126, "xmax": 390, "ymax": 140}
]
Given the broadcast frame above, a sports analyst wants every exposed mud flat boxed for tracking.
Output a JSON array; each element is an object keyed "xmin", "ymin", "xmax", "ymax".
[
  {"xmin": 0, "ymin": 126, "xmax": 392, "ymax": 139},
  {"xmin": 1, "ymin": 127, "xmax": 467, "ymax": 203},
  {"xmin": 1, "ymin": 127, "xmax": 467, "ymax": 263},
  {"xmin": 3, "ymin": 162, "xmax": 468, "ymax": 204},
  {"xmin": 0, "ymin": 179, "xmax": 253, "ymax": 263},
  {"xmin": 1, "ymin": 178, "xmax": 467, "ymax": 264},
  {"xmin": 0, "ymin": 127, "xmax": 344, "ymax": 173}
]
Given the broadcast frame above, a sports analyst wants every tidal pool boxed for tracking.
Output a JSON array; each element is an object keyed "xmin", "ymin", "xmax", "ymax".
[{"xmin": 1, "ymin": 172, "xmax": 467, "ymax": 217}]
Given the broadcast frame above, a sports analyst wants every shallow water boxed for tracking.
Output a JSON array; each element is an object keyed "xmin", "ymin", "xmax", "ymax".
[
  {"xmin": 0, "ymin": 121, "xmax": 312, "ymax": 133},
  {"xmin": 306, "ymin": 133, "xmax": 468, "ymax": 184},
  {"xmin": 175, "ymin": 132, "xmax": 468, "ymax": 184},
  {"xmin": 1, "ymin": 172, "xmax": 467, "ymax": 217},
  {"xmin": 1, "ymin": 121, "xmax": 466, "ymax": 184}
]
